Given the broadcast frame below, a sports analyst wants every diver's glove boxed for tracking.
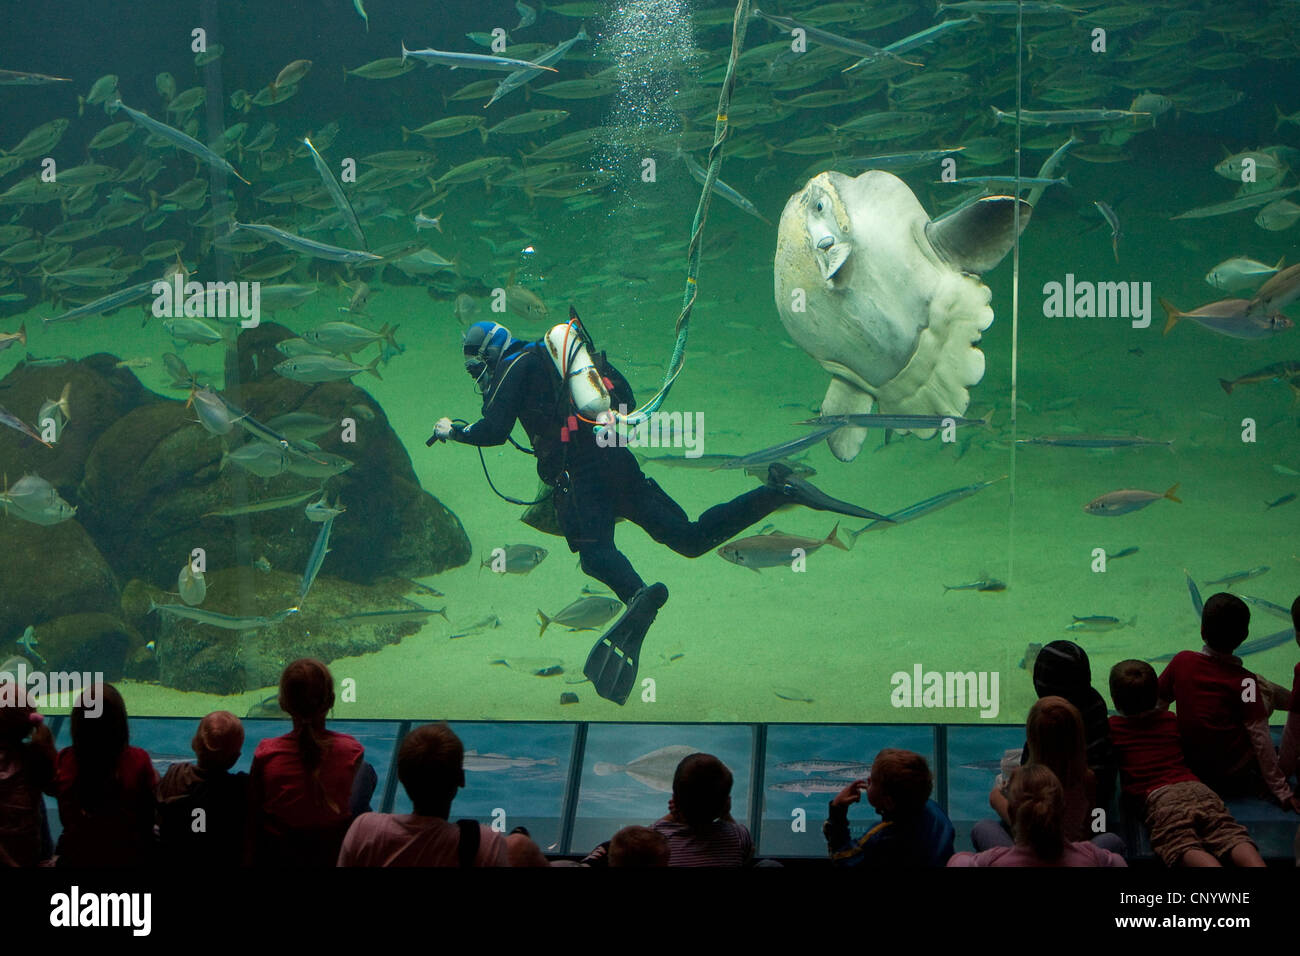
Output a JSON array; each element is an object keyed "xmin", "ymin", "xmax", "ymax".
[{"xmin": 426, "ymin": 416, "xmax": 456, "ymax": 445}]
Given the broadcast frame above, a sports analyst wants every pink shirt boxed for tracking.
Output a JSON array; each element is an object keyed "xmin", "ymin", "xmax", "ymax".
[
  {"xmin": 948, "ymin": 842, "xmax": 1127, "ymax": 867},
  {"xmin": 338, "ymin": 813, "xmax": 508, "ymax": 866}
]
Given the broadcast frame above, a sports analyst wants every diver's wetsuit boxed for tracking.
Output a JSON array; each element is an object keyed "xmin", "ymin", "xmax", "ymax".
[{"xmin": 450, "ymin": 340, "xmax": 787, "ymax": 603}]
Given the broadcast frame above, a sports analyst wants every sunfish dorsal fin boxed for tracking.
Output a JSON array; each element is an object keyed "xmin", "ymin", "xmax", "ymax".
[{"xmin": 926, "ymin": 195, "xmax": 1032, "ymax": 274}]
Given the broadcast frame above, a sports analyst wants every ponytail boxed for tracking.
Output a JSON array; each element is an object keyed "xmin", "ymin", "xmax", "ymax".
[
  {"xmin": 1008, "ymin": 764, "xmax": 1066, "ymax": 861},
  {"xmin": 278, "ymin": 659, "xmax": 338, "ymax": 812}
]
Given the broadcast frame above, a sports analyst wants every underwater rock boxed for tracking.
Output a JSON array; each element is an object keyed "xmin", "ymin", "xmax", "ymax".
[
  {"xmin": 0, "ymin": 353, "xmax": 159, "ymax": 495},
  {"xmin": 77, "ymin": 399, "xmax": 227, "ymax": 582},
  {"xmin": 0, "ymin": 516, "xmax": 120, "ymax": 655},
  {"xmin": 236, "ymin": 322, "xmax": 471, "ymax": 581},
  {"xmin": 77, "ymin": 321, "xmax": 470, "ymax": 588},
  {"xmin": 132, "ymin": 569, "xmax": 439, "ymax": 694},
  {"xmin": 31, "ymin": 612, "xmax": 141, "ymax": 681}
]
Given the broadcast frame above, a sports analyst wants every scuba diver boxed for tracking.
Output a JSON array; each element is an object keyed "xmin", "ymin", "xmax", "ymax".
[{"xmin": 430, "ymin": 312, "xmax": 883, "ymax": 705}]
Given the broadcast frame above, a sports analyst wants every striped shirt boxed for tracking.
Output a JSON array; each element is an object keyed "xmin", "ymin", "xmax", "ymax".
[{"xmin": 651, "ymin": 817, "xmax": 753, "ymax": 867}]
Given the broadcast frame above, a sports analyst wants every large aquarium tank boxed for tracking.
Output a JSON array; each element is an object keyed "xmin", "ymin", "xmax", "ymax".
[{"xmin": 2, "ymin": 0, "xmax": 1297, "ymax": 757}]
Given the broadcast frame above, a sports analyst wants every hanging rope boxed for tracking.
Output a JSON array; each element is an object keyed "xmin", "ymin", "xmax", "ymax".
[{"xmin": 601, "ymin": 0, "xmax": 753, "ymax": 433}]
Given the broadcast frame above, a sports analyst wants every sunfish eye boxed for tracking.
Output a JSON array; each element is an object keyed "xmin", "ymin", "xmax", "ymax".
[{"xmin": 815, "ymin": 201, "xmax": 823, "ymax": 212}]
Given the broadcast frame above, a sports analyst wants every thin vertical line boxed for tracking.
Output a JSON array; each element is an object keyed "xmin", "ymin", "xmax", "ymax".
[{"xmin": 1009, "ymin": 0, "xmax": 1023, "ymax": 586}]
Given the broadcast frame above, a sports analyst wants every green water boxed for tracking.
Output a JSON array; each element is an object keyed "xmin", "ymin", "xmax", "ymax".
[{"xmin": 0, "ymin": 0, "xmax": 1296, "ymax": 724}]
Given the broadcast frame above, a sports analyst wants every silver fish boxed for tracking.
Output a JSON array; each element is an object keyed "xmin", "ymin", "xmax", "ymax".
[
  {"xmin": 283, "ymin": 447, "xmax": 353, "ymax": 479},
  {"xmin": 1250, "ymin": 263, "xmax": 1300, "ymax": 314},
  {"xmin": 1017, "ymin": 435, "xmax": 1172, "ymax": 448},
  {"xmin": 150, "ymin": 600, "xmax": 297, "ymax": 631},
  {"xmin": 851, "ymin": 476, "xmax": 1006, "ymax": 540},
  {"xmin": 267, "ymin": 412, "xmax": 336, "ymax": 440},
  {"xmin": 1084, "ymin": 484, "xmax": 1181, "ymax": 516},
  {"xmin": 537, "ymin": 595, "xmax": 622, "ymax": 637},
  {"xmin": 481, "ymin": 544, "xmax": 548, "ymax": 574},
  {"xmin": 221, "ymin": 442, "xmax": 288, "ymax": 478},
  {"xmin": 1025, "ymin": 134, "xmax": 1081, "ymax": 207},
  {"xmin": 490, "ymin": 657, "xmax": 564, "ymax": 676},
  {"xmin": 943, "ymin": 578, "xmax": 1007, "ymax": 593},
  {"xmin": 276, "ymin": 337, "xmax": 333, "ymax": 358},
  {"xmin": 190, "ymin": 387, "xmax": 239, "ymax": 435},
  {"xmin": 484, "ymin": 27, "xmax": 586, "ymax": 108},
  {"xmin": 992, "ymin": 106, "xmax": 1149, "ymax": 126},
  {"xmin": 305, "ymin": 495, "xmax": 346, "ymax": 523},
  {"xmin": 178, "ymin": 563, "xmax": 206, "ymax": 606},
  {"xmin": 0, "ymin": 475, "xmax": 74, "ymax": 524},
  {"xmin": 109, "ymin": 100, "xmax": 249, "ymax": 184},
  {"xmin": 1066, "ymin": 615, "xmax": 1136, "ymax": 632},
  {"xmin": 1206, "ymin": 256, "xmax": 1284, "ymax": 293},
  {"xmin": 752, "ymin": 10, "xmax": 915, "ymax": 70},
  {"xmin": 717, "ymin": 524, "xmax": 848, "ymax": 571},
  {"xmin": 232, "ymin": 222, "xmax": 382, "ymax": 264},
  {"xmin": 0, "ymin": 68, "xmax": 71, "ymax": 86},
  {"xmin": 301, "ymin": 321, "xmax": 399, "ymax": 355},
  {"xmin": 204, "ymin": 489, "xmax": 321, "ymax": 518},
  {"xmin": 946, "ymin": 175, "xmax": 1069, "ymax": 189},
  {"xmin": 399, "ymin": 43, "xmax": 560, "ymax": 73},
  {"xmin": 1171, "ymin": 185, "xmax": 1298, "ymax": 221},
  {"xmin": 713, "ymin": 423, "xmax": 843, "ymax": 470},
  {"xmin": 302, "ymin": 137, "xmax": 366, "ymax": 250},
  {"xmin": 679, "ymin": 150, "xmax": 770, "ymax": 224},
  {"xmin": 298, "ymin": 515, "xmax": 335, "ymax": 606},
  {"xmin": 449, "ymin": 614, "xmax": 502, "ymax": 639},
  {"xmin": 1161, "ymin": 297, "xmax": 1292, "ymax": 340},
  {"xmin": 163, "ymin": 317, "xmax": 224, "ymax": 346},
  {"xmin": 1202, "ymin": 566, "xmax": 1269, "ymax": 587},
  {"xmin": 838, "ymin": 147, "xmax": 966, "ymax": 171},
  {"xmin": 41, "ymin": 279, "xmax": 155, "ymax": 326},
  {"xmin": 0, "ymin": 407, "xmax": 53, "ymax": 447},
  {"xmin": 274, "ymin": 354, "xmax": 383, "ymax": 382},
  {"xmin": 1094, "ymin": 201, "xmax": 1120, "ymax": 263},
  {"xmin": 1240, "ymin": 595, "xmax": 1294, "ymax": 621},
  {"xmin": 333, "ymin": 606, "xmax": 448, "ymax": 626}
]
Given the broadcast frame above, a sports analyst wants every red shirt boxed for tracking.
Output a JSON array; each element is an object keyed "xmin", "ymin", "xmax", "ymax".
[
  {"xmin": 251, "ymin": 729, "xmax": 363, "ymax": 832},
  {"xmin": 1108, "ymin": 711, "xmax": 1199, "ymax": 799},
  {"xmin": 54, "ymin": 745, "xmax": 158, "ymax": 866},
  {"xmin": 1290, "ymin": 662, "xmax": 1300, "ymax": 715},
  {"xmin": 1157, "ymin": 650, "xmax": 1267, "ymax": 784}
]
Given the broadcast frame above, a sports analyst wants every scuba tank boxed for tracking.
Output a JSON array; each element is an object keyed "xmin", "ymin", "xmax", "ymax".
[{"xmin": 544, "ymin": 309, "xmax": 613, "ymax": 424}]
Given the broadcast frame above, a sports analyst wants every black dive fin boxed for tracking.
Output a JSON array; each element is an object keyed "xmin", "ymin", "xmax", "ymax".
[
  {"xmin": 583, "ymin": 583, "xmax": 668, "ymax": 705},
  {"xmin": 766, "ymin": 463, "xmax": 893, "ymax": 523}
]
